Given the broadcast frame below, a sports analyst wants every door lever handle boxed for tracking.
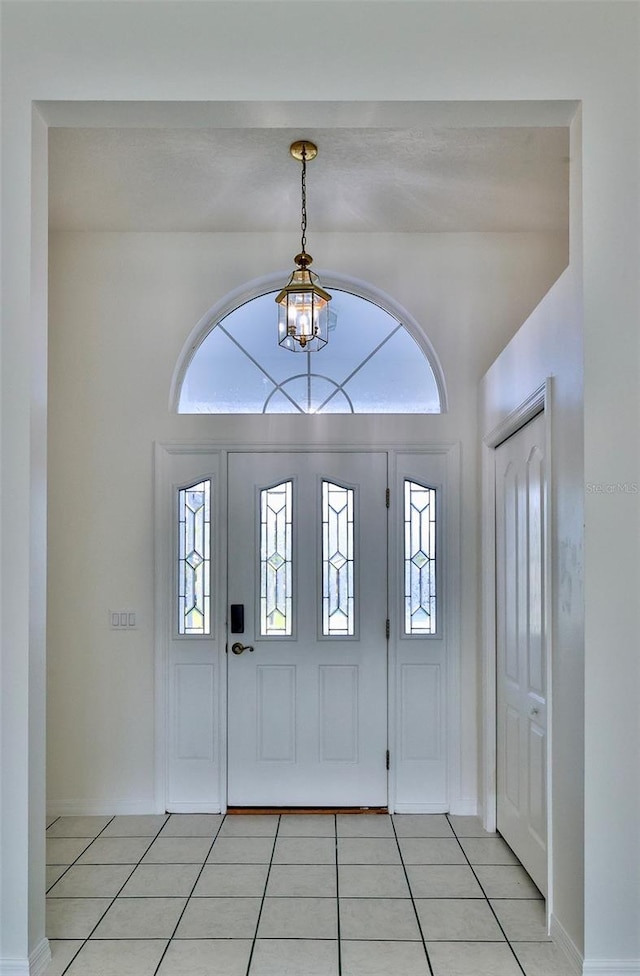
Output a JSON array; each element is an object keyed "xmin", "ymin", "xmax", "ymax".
[{"xmin": 231, "ymin": 642, "xmax": 254, "ymax": 655}]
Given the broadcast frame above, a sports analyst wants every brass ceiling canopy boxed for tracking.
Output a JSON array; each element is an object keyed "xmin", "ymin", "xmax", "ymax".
[{"xmin": 289, "ymin": 140, "xmax": 318, "ymax": 162}]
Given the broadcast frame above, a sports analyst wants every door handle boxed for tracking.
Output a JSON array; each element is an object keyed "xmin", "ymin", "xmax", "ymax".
[
  {"xmin": 530, "ymin": 706, "xmax": 539, "ymax": 717},
  {"xmin": 231, "ymin": 642, "xmax": 254, "ymax": 655}
]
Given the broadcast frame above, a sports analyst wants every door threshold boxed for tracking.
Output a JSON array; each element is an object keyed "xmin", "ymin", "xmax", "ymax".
[{"xmin": 226, "ymin": 806, "xmax": 389, "ymax": 815}]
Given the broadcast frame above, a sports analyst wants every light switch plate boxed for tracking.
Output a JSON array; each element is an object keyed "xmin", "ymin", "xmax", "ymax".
[{"xmin": 109, "ymin": 610, "xmax": 137, "ymax": 629}]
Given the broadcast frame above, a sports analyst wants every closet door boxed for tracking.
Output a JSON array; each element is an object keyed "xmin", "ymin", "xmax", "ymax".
[{"xmin": 496, "ymin": 413, "xmax": 547, "ymax": 894}]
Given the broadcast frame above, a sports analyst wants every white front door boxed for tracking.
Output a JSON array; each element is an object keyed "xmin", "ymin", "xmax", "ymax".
[
  {"xmin": 495, "ymin": 412, "xmax": 548, "ymax": 894},
  {"xmin": 227, "ymin": 451, "xmax": 388, "ymax": 807}
]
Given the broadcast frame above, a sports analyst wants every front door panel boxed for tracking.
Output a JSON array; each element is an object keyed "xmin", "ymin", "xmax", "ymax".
[{"xmin": 227, "ymin": 451, "xmax": 388, "ymax": 806}]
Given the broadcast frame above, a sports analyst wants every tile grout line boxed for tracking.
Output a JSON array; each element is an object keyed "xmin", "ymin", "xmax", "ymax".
[
  {"xmin": 152, "ymin": 813, "xmax": 227, "ymax": 976},
  {"xmin": 445, "ymin": 814, "xmax": 529, "ymax": 976},
  {"xmin": 244, "ymin": 815, "xmax": 281, "ymax": 976},
  {"xmin": 334, "ymin": 816, "xmax": 341, "ymax": 976},
  {"xmin": 390, "ymin": 816, "xmax": 436, "ymax": 976}
]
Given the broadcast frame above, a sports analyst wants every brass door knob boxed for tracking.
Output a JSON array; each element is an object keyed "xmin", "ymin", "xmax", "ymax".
[{"xmin": 231, "ymin": 642, "xmax": 254, "ymax": 655}]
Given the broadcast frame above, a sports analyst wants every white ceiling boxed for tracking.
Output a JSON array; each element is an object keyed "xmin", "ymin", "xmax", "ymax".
[{"xmin": 48, "ymin": 125, "xmax": 569, "ymax": 234}]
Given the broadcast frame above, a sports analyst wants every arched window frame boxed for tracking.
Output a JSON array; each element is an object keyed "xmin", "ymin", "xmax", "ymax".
[{"xmin": 170, "ymin": 271, "xmax": 448, "ymax": 415}]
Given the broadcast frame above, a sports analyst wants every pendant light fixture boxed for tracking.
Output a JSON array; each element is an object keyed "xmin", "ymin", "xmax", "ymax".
[{"xmin": 276, "ymin": 140, "xmax": 331, "ymax": 352}]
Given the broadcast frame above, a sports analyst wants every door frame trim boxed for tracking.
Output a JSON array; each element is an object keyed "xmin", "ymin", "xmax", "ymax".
[
  {"xmin": 154, "ymin": 440, "xmax": 461, "ymax": 816},
  {"xmin": 481, "ymin": 379, "xmax": 553, "ymax": 911}
]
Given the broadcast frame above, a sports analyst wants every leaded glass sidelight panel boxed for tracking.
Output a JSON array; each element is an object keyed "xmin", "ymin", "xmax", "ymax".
[
  {"xmin": 260, "ymin": 481, "xmax": 293, "ymax": 636},
  {"xmin": 404, "ymin": 480, "xmax": 437, "ymax": 635},
  {"xmin": 322, "ymin": 481, "xmax": 355, "ymax": 637},
  {"xmin": 178, "ymin": 480, "xmax": 211, "ymax": 635}
]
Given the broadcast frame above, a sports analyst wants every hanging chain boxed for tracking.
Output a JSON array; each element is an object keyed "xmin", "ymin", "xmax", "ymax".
[{"xmin": 300, "ymin": 144, "xmax": 308, "ymax": 257}]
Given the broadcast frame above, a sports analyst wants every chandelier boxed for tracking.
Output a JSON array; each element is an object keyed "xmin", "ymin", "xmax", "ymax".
[{"xmin": 276, "ymin": 140, "xmax": 332, "ymax": 352}]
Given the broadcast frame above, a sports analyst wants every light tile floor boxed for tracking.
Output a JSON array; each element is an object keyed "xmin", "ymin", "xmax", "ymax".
[{"xmin": 43, "ymin": 813, "xmax": 576, "ymax": 976}]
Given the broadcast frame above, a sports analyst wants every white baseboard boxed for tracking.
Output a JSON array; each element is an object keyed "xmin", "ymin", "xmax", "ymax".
[
  {"xmin": 393, "ymin": 803, "xmax": 449, "ymax": 813},
  {"xmin": 29, "ymin": 940, "xmax": 51, "ymax": 976},
  {"xmin": 0, "ymin": 960, "xmax": 29, "ymax": 976},
  {"xmin": 0, "ymin": 963, "xmax": 30, "ymax": 975},
  {"xmin": 47, "ymin": 798, "xmax": 159, "ymax": 816},
  {"xmin": 165, "ymin": 802, "xmax": 223, "ymax": 813},
  {"xmin": 448, "ymin": 798, "xmax": 478, "ymax": 816},
  {"xmin": 0, "ymin": 940, "xmax": 51, "ymax": 976},
  {"xmin": 582, "ymin": 962, "xmax": 640, "ymax": 975},
  {"xmin": 550, "ymin": 914, "xmax": 583, "ymax": 975}
]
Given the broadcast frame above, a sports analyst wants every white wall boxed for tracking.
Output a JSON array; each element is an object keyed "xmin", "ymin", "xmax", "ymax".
[
  {"xmin": 480, "ymin": 113, "xmax": 585, "ymax": 958},
  {"xmin": 480, "ymin": 262, "xmax": 584, "ymax": 955},
  {"xmin": 1, "ymin": 2, "xmax": 639, "ymax": 973},
  {"xmin": 47, "ymin": 228, "xmax": 566, "ymax": 814}
]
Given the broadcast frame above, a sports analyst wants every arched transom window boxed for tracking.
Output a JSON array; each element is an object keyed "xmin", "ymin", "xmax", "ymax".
[{"xmin": 178, "ymin": 289, "xmax": 442, "ymax": 415}]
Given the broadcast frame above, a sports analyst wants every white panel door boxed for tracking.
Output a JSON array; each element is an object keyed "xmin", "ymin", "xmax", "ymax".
[
  {"xmin": 227, "ymin": 451, "xmax": 388, "ymax": 807},
  {"xmin": 495, "ymin": 412, "xmax": 547, "ymax": 894}
]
